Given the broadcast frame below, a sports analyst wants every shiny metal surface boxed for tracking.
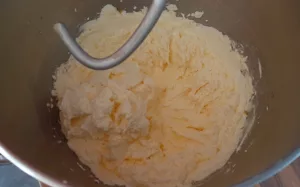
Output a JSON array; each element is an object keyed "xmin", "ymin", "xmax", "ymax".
[
  {"xmin": 0, "ymin": 154, "xmax": 10, "ymax": 165},
  {"xmin": 0, "ymin": 0, "xmax": 299, "ymax": 187},
  {"xmin": 54, "ymin": 0, "xmax": 166, "ymax": 70}
]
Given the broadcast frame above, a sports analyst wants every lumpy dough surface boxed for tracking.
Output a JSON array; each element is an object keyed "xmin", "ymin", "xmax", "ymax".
[{"xmin": 52, "ymin": 5, "xmax": 254, "ymax": 187}]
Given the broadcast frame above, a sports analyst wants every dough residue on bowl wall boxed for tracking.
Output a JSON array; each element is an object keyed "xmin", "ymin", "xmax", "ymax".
[{"xmin": 52, "ymin": 4, "xmax": 254, "ymax": 187}]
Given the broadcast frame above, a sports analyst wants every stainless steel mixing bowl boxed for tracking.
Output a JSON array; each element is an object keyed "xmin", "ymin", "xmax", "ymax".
[{"xmin": 0, "ymin": 0, "xmax": 299, "ymax": 187}]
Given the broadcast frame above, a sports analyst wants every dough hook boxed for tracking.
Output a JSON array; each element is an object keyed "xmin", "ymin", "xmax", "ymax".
[{"xmin": 54, "ymin": 0, "xmax": 166, "ymax": 70}]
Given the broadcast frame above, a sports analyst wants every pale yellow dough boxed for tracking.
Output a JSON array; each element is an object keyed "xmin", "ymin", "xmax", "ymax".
[{"xmin": 53, "ymin": 5, "xmax": 254, "ymax": 187}]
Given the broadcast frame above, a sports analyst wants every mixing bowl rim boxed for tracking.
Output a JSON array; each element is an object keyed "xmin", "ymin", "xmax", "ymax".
[
  {"xmin": 0, "ymin": 143, "xmax": 66, "ymax": 187},
  {"xmin": 234, "ymin": 148, "xmax": 300, "ymax": 187},
  {"xmin": 0, "ymin": 142, "xmax": 299, "ymax": 187}
]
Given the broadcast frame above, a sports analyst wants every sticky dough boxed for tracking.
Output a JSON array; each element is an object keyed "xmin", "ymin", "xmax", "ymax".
[{"xmin": 52, "ymin": 5, "xmax": 254, "ymax": 187}]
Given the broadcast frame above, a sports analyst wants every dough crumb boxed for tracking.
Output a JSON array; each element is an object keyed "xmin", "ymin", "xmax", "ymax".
[
  {"xmin": 190, "ymin": 11, "xmax": 204, "ymax": 18},
  {"xmin": 166, "ymin": 4, "xmax": 178, "ymax": 11}
]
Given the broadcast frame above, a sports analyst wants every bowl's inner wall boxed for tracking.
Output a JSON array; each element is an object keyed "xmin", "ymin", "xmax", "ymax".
[{"xmin": 0, "ymin": 0, "xmax": 300, "ymax": 186}]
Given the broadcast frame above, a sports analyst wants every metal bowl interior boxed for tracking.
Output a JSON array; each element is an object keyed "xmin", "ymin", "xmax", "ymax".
[{"xmin": 0, "ymin": 0, "xmax": 300, "ymax": 187}]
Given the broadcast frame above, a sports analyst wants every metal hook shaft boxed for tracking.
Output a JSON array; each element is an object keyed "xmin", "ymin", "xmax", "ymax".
[{"xmin": 54, "ymin": 0, "xmax": 166, "ymax": 70}]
